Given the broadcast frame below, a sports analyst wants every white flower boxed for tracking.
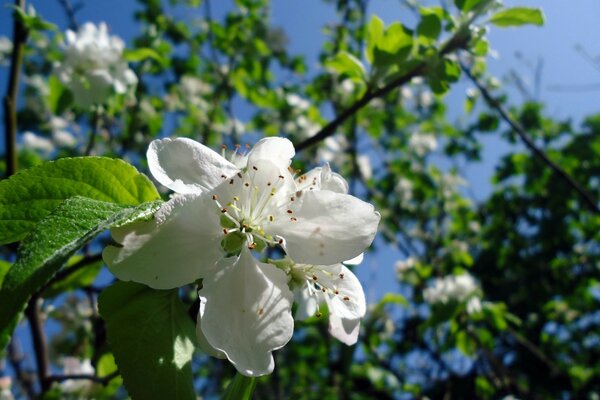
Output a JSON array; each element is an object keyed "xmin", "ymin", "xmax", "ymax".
[
  {"xmin": 409, "ymin": 132, "xmax": 437, "ymax": 156},
  {"xmin": 395, "ymin": 177, "xmax": 414, "ymax": 206},
  {"xmin": 50, "ymin": 116, "xmax": 77, "ymax": 147},
  {"xmin": 357, "ymin": 155, "xmax": 372, "ymax": 180},
  {"xmin": 103, "ymin": 137, "xmax": 380, "ymax": 376},
  {"xmin": 423, "ymin": 273, "xmax": 479, "ymax": 306},
  {"xmin": 418, "ymin": 90, "xmax": 434, "ymax": 107},
  {"xmin": 60, "ymin": 357, "xmax": 95, "ymax": 395},
  {"xmin": 22, "ymin": 131, "xmax": 54, "ymax": 154},
  {"xmin": 0, "ymin": 377, "xmax": 13, "ymax": 400},
  {"xmin": 285, "ymin": 93, "xmax": 310, "ymax": 111},
  {"xmin": 56, "ymin": 22, "xmax": 137, "ymax": 107},
  {"xmin": 395, "ymin": 257, "xmax": 415, "ymax": 274},
  {"xmin": 0, "ymin": 36, "xmax": 12, "ymax": 66}
]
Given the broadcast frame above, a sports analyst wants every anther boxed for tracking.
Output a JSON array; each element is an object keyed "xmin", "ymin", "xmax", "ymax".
[
  {"xmin": 267, "ymin": 182, "xmax": 272, "ymax": 186},
  {"xmin": 221, "ymin": 174, "xmax": 227, "ymax": 179},
  {"xmin": 221, "ymin": 208, "xmax": 228, "ymax": 213},
  {"xmin": 343, "ymin": 296, "xmax": 350, "ymax": 301},
  {"xmin": 278, "ymin": 238, "xmax": 284, "ymax": 244},
  {"xmin": 334, "ymin": 290, "xmax": 339, "ymax": 295},
  {"xmin": 252, "ymin": 166, "xmax": 258, "ymax": 171},
  {"xmin": 248, "ymin": 242, "xmax": 257, "ymax": 249},
  {"xmin": 235, "ymin": 144, "xmax": 241, "ymax": 149},
  {"xmin": 290, "ymin": 197, "xmax": 295, "ymax": 201},
  {"xmin": 321, "ymin": 288, "xmax": 327, "ymax": 293},
  {"xmin": 312, "ymin": 275, "xmax": 318, "ymax": 281},
  {"xmin": 316, "ymin": 311, "xmax": 322, "ymax": 318},
  {"xmin": 223, "ymin": 228, "xmax": 229, "ymax": 234},
  {"xmin": 221, "ymin": 144, "xmax": 227, "ymax": 149},
  {"xmin": 287, "ymin": 209, "xmax": 293, "ymax": 214},
  {"xmin": 269, "ymin": 215, "xmax": 274, "ymax": 222},
  {"xmin": 212, "ymin": 195, "xmax": 218, "ymax": 200},
  {"xmin": 339, "ymin": 273, "xmax": 345, "ymax": 279},
  {"xmin": 290, "ymin": 217, "xmax": 297, "ymax": 222},
  {"xmin": 237, "ymin": 172, "xmax": 242, "ymax": 178},
  {"xmin": 278, "ymin": 175, "xmax": 284, "ymax": 179},
  {"xmin": 229, "ymin": 179, "xmax": 234, "ymax": 184},
  {"xmin": 245, "ymin": 182, "xmax": 250, "ymax": 187}
]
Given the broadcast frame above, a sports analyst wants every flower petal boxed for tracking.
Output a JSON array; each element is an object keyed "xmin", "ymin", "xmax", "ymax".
[
  {"xmin": 147, "ymin": 137, "xmax": 237, "ymax": 194},
  {"xmin": 328, "ymin": 315, "xmax": 361, "ymax": 345},
  {"xmin": 196, "ymin": 297, "xmax": 226, "ymax": 359},
  {"xmin": 271, "ymin": 190, "xmax": 380, "ymax": 265},
  {"xmin": 198, "ymin": 250, "xmax": 294, "ymax": 377},
  {"xmin": 247, "ymin": 137, "xmax": 295, "ymax": 171},
  {"xmin": 293, "ymin": 285, "xmax": 319, "ymax": 321},
  {"xmin": 103, "ymin": 193, "xmax": 223, "ymax": 289},
  {"xmin": 296, "ymin": 164, "xmax": 348, "ymax": 194},
  {"xmin": 323, "ymin": 265, "xmax": 366, "ymax": 320}
]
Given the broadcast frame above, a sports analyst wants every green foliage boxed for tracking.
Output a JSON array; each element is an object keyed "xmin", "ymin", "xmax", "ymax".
[
  {"xmin": 0, "ymin": 157, "xmax": 160, "ymax": 244},
  {"xmin": 0, "ymin": 197, "xmax": 162, "ymax": 351},
  {"xmin": 489, "ymin": 7, "xmax": 545, "ymax": 27},
  {"xmin": 98, "ymin": 281, "xmax": 197, "ymax": 400},
  {"xmin": 324, "ymin": 51, "xmax": 366, "ymax": 82},
  {"xmin": 0, "ymin": 261, "xmax": 10, "ymax": 287},
  {"xmin": 454, "ymin": 0, "xmax": 487, "ymax": 12},
  {"xmin": 366, "ymin": 16, "xmax": 413, "ymax": 67}
]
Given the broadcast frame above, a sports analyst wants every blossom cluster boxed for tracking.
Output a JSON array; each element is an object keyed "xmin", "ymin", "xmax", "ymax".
[
  {"xmin": 56, "ymin": 22, "xmax": 137, "ymax": 107},
  {"xmin": 104, "ymin": 137, "xmax": 380, "ymax": 376},
  {"xmin": 423, "ymin": 273, "xmax": 482, "ymax": 314}
]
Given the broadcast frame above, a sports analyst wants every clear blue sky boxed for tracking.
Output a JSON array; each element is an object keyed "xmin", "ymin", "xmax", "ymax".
[{"xmin": 1, "ymin": 0, "xmax": 600, "ymax": 299}]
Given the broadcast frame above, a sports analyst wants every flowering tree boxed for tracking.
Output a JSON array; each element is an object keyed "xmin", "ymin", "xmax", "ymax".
[{"xmin": 1, "ymin": 0, "xmax": 599, "ymax": 399}]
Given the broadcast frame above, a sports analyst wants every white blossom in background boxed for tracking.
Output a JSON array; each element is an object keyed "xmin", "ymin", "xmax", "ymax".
[
  {"xmin": 395, "ymin": 257, "xmax": 416, "ymax": 274},
  {"xmin": 177, "ymin": 75, "xmax": 211, "ymax": 110},
  {"xmin": 22, "ymin": 131, "xmax": 54, "ymax": 154},
  {"xmin": 60, "ymin": 357, "xmax": 95, "ymax": 395},
  {"xmin": 281, "ymin": 94, "xmax": 321, "ymax": 139},
  {"xmin": 395, "ymin": 177, "xmax": 414, "ymax": 207},
  {"xmin": 104, "ymin": 137, "xmax": 380, "ymax": 376},
  {"xmin": 56, "ymin": 22, "xmax": 137, "ymax": 107},
  {"xmin": 285, "ymin": 93, "xmax": 310, "ymax": 111},
  {"xmin": 357, "ymin": 155, "xmax": 373, "ymax": 180},
  {"xmin": 216, "ymin": 117, "xmax": 246, "ymax": 136},
  {"xmin": 423, "ymin": 273, "xmax": 481, "ymax": 312},
  {"xmin": 409, "ymin": 132, "xmax": 438, "ymax": 157},
  {"xmin": 0, "ymin": 36, "xmax": 12, "ymax": 66},
  {"xmin": 0, "ymin": 377, "xmax": 13, "ymax": 400},
  {"xmin": 50, "ymin": 116, "xmax": 78, "ymax": 148},
  {"xmin": 317, "ymin": 135, "xmax": 347, "ymax": 167}
]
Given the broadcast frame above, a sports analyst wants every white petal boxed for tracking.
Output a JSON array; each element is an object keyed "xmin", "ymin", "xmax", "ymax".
[
  {"xmin": 323, "ymin": 265, "xmax": 366, "ymax": 320},
  {"xmin": 247, "ymin": 137, "xmax": 295, "ymax": 171},
  {"xmin": 103, "ymin": 193, "xmax": 224, "ymax": 289},
  {"xmin": 293, "ymin": 285, "xmax": 320, "ymax": 320},
  {"xmin": 147, "ymin": 138, "xmax": 238, "ymax": 194},
  {"xmin": 198, "ymin": 250, "xmax": 294, "ymax": 377},
  {"xmin": 328, "ymin": 315, "xmax": 361, "ymax": 345},
  {"xmin": 344, "ymin": 253, "xmax": 364, "ymax": 266},
  {"xmin": 295, "ymin": 164, "xmax": 348, "ymax": 194},
  {"xmin": 272, "ymin": 190, "xmax": 380, "ymax": 265},
  {"xmin": 196, "ymin": 297, "xmax": 226, "ymax": 359}
]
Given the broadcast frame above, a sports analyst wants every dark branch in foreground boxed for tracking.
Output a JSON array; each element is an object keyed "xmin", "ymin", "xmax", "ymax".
[{"xmin": 460, "ymin": 61, "xmax": 600, "ymax": 215}]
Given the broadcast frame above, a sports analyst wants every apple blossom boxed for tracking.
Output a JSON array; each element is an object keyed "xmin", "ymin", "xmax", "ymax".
[
  {"xmin": 104, "ymin": 136, "xmax": 380, "ymax": 376},
  {"xmin": 60, "ymin": 357, "xmax": 95, "ymax": 395},
  {"xmin": 423, "ymin": 273, "xmax": 481, "ymax": 314},
  {"xmin": 56, "ymin": 22, "xmax": 137, "ymax": 107}
]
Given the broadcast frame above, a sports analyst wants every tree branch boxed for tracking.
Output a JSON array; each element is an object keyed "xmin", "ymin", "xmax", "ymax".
[
  {"xmin": 46, "ymin": 370, "xmax": 120, "ymax": 386},
  {"xmin": 294, "ymin": 29, "xmax": 470, "ymax": 152},
  {"xmin": 25, "ymin": 295, "xmax": 51, "ymax": 394},
  {"xmin": 39, "ymin": 253, "xmax": 103, "ymax": 294},
  {"xmin": 460, "ymin": 61, "xmax": 600, "ymax": 215},
  {"xmin": 3, "ymin": 0, "xmax": 28, "ymax": 178}
]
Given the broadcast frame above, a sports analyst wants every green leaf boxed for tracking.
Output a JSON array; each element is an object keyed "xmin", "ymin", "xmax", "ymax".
[
  {"xmin": 366, "ymin": 15, "xmax": 385, "ymax": 64},
  {"xmin": 124, "ymin": 48, "xmax": 168, "ymax": 66},
  {"xmin": 223, "ymin": 373, "xmax": 257, "ymax": 400},
  {"xmin": 99, "ymin": 281, "xmax": 197, "ymax": 400},
  {"xmin": 0, "ymin": 261, "xmax": 10, "ymax": 287},
  {"xmin": 417, "ymin": 7, "xmax": 444, "ymax": 41},
  {"xmin": 372, "ymin": 22, "xmax": 413, "ymax": 66},
  {"xmin": 427, "ymin": 57, "xmax": 461, "ymax": 94},
  {"xmin": 489, "ymin": 7, "xmax": 545, "ymax": 27},
  {"xmin": 0, "ymin": 197, "xmax": 162, "ymax": 352},
  {"xmin": 47, "ymin": 75, "xmax": 73, "ymax": 115},
  {"xmin": 0, "ymin": 157, "xmax": 160, "ymax": 244},
  {"xmin": 324, "ymin": 51, "xmax": 366, "ymax": 81},
  {"xmin": 454, "ymin": 0, "xmax": 485, "ymax": 12}
]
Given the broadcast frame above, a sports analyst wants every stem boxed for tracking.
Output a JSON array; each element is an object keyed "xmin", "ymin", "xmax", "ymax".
[
  {"xmin": 84, "ymin": 108, "xmax": 101, "ymax": 155},
  {"xmin": 46, "ymin": 371, "xmax": 120, "ymax": 386},
  {"xmin": 460, "ymin": 61, "xmax": 600, "ymax": 215},
  {"xmin": 223, "ymin": 373, "xmax": 256, "ymax": 400},
  {"xmin": 3, "ymin": 0, "xmax": 28, "ymax": 178}
]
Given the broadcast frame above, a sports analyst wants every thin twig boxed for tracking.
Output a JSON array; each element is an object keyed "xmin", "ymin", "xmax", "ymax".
[
  {"xmin": 56, "ymin": 0, "xmax": 80, "ymax": 31},
  {"xmin": 460, "ymin": 61, "xmax": 600, "ymax": 215},
  {"xmin": 7, "ymin": 338, "xmax": 36, "ymax": 399},
  {"xmin": 3, "ymin": 0, "xmax": 28, "ymax": 178},
  {"xmin": 39, "ymin": 254, "xmax": 103, "ymax": 294},
  {"xmin": 46, "ymin": 370, "xmax": 120, "ymax": 386}
]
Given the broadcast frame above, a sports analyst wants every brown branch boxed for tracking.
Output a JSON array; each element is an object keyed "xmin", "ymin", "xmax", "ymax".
[
  {"xmin": 25, "ymin": 295, "xmax": 51, "ymax": 394},
  {"xmin": 39, "ymin": 254, "xmax": 103, "ymax": 294},
  {"xmin": 460, "ymin": 61, "xmax": 600, "ymax": 215},
  {"xmin": 46, "ymin": 370, "xmax": 120, "ymax": 386},
  {"xmin": 294, "ymin": 29, "xmax": 471, "ymax": 153},
  {"xmin": 3, "ymin": 0, "xmax": 28, "ymax": 178}
]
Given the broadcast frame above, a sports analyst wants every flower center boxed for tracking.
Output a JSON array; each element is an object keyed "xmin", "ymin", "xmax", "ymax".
[{"xmin": 212, "ymin": 163, "xmax": 295, "ymax": 255}]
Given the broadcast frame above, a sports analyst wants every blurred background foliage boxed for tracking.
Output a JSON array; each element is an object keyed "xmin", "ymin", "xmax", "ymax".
[{"xmin": 1, "ymin": 0, "xmax": 599, "ymax": 398}]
